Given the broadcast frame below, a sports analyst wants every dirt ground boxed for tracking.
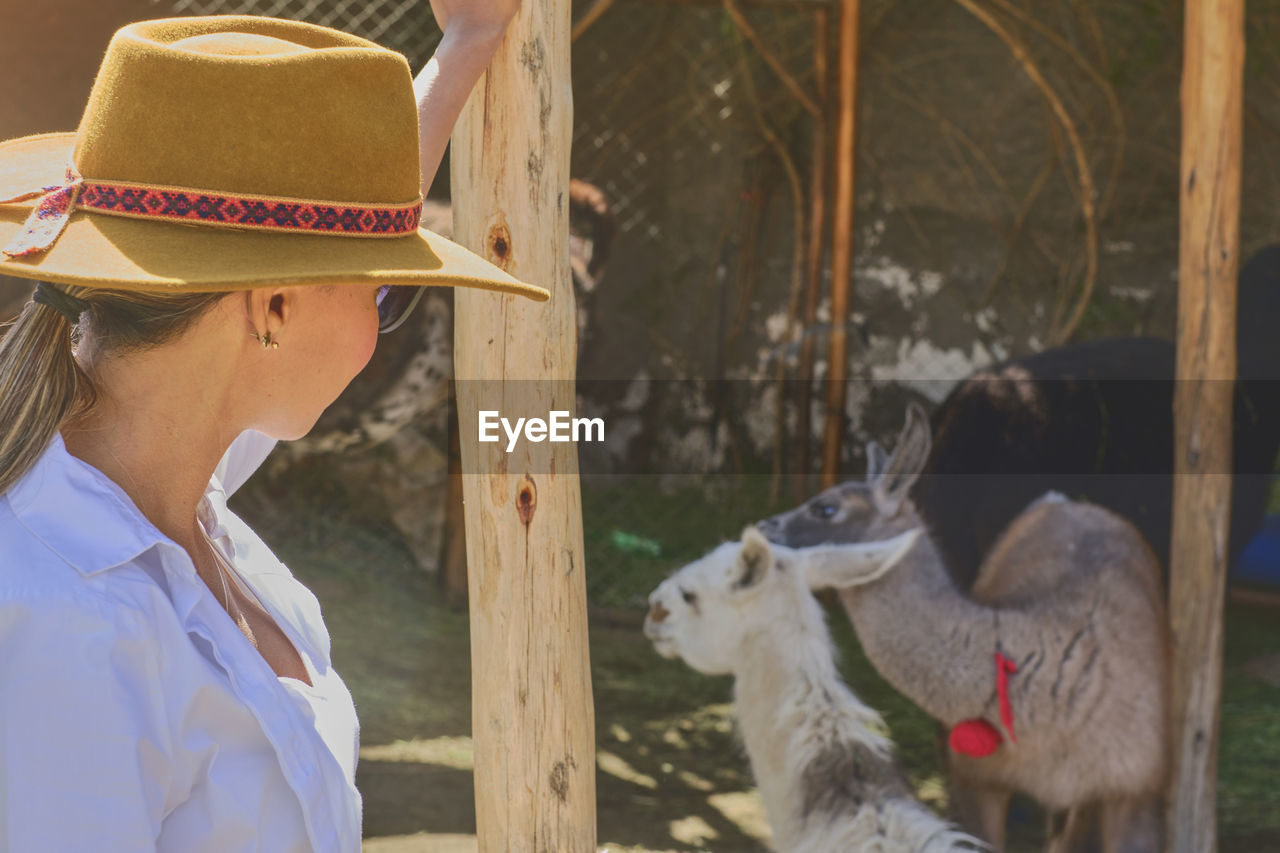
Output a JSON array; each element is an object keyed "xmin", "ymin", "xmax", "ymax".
[{"xmin": 235, "ymin": 474, "xmax": 1280, "ymax": 853}]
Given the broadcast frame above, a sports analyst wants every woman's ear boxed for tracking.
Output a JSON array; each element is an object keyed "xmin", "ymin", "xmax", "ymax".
[{"xmin": 245, "ymin": 288, "xmax": 293, "ymax": 341}]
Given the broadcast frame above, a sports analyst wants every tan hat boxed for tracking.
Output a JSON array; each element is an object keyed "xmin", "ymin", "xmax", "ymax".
[{"xmin": 0, "ymin": 16, "xmax": 549, "ymax": 301}]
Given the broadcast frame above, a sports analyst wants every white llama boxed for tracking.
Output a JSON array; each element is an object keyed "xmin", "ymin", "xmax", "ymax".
[{"xmin": 644, "ymin": 526, "xmax": 983, "ymax": 853}]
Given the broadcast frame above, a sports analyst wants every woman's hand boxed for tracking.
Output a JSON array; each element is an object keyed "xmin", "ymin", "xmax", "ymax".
[
  {"xmin": 428, "ymin": 0, "xmax": 521, "ymax": 43},
  {"xmin": 414, "ymin": 0, "xmax": 522, "ymax": 193}
]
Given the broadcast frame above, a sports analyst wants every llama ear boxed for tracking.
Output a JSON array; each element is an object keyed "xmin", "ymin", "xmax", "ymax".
[
  {"xmin": 872, "ymin": 404, "xmax": 932, "ymax": 513},
  {"xmin": 865, "ymin": 440, "xmax": 889, "ymax": 482},
  {"xmin": 799, "ymin": 528, "xmax": 923, "ymax": 590},
  {"xmin": 733, "ymin": 526, "xmax": 775, "ymax": 591}
]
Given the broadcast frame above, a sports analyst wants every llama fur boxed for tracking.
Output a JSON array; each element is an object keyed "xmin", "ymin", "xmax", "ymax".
[
  {"xmin": 915, "ymin": 243, "xmax": 1280, "ymax": 591},
  {"xmin": 645, "ymin": 527, "xmax": 983, "ymax": 853},
  {"xmin": 757, "ymin": 405, "xmax": 1169, "ymax": 852}
]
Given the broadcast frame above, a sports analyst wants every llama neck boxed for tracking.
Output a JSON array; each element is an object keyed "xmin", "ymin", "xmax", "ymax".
[
  {"xmin": 840, "ymin": 527, "xmax": 1003, "ymax": 724},
  {"xmin": 732, "ymin": 592, "xmax": 890, "ymax": 848}
]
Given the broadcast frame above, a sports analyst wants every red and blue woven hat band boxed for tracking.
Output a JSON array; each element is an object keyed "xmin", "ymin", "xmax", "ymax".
[{"xmin": 1, "ymin": 165, "xmax": 424, "ymax": 258}]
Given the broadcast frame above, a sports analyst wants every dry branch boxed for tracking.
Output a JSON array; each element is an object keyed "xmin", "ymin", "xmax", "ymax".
[
  {"xmin": 795, "ymin": 6, "xmax": 829, "ymax": 502},
  {"xmin": 572, "ymin": 0, "xmax": 617, "ymax": 42},
  {"xmin": 875, "ymin": 62, "xmax": 1012, "ymax": 202},
  {"xmin": 986, "ymin": 0, "xmax": 1125, "ymax": 219},
  {"xmin": 980, "ymin": 151, "xmax": 1055, "ymax": 306},
  {"xmin": 951, "ymin": 0, "xmax": 1097, "ymax": 345},
  {"xmin": 724, "ymin": 0, "xmax": 820, "ymax": 117},
  {"xmin": 729, "ymin": 24, "xmax": 807, "ymax": 503}
]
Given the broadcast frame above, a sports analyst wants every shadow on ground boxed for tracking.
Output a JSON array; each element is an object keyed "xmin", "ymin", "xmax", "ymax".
[{"xmin": 237, "ymin": 470, "xmax": 1280, "ymax": 852}]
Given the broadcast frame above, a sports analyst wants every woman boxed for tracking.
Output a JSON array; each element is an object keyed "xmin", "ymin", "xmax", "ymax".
[{"xmin": 0, "ymin": 8, "xmax": 541, "ymax": 852}]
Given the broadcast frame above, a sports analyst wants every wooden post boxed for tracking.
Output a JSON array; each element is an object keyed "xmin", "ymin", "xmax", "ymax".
[
  {"xmin": 440, "ymin": 386, "xmax": 468, "ymax": 610},
  {"xmin": 820, "ymin": 0, "xmax": 859, "ymax": 488},
  {"xmin": 1168, "ymin": 1, "xmax": 1244, "ymax": 850},
  {"xmin": 450, "ymin": 0, "xmax": 597, "ymax": 847}
]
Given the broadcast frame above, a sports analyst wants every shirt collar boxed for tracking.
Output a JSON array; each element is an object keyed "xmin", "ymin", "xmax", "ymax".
[{"xmin": 6, "ymin": 433, "xmax": 188, "ymax": 576}]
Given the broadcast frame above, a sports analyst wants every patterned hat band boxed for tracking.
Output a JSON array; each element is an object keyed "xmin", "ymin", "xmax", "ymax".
[{"xmin": 1, "ymin": 165, "xmax": 424, "ymax": 258}]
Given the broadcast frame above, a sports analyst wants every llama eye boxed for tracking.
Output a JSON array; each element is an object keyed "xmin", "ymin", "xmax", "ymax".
[
  {"xmin": 680, "ymin": 588, "xmax": 698, "ymax": 606},
  {"xmin": 810, "ymin": 502, "xmax": 838, "ymax": 519}
]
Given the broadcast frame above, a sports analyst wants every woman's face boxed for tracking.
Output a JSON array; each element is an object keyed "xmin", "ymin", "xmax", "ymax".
[{"xmin": 255, "ymin": 284, "xmax": 381, "ymax": 441}]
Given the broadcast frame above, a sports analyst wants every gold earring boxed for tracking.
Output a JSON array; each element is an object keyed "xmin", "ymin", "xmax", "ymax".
[{"xmin": 251, "ymin": 331, "xmax": 280, "ymax": 350}]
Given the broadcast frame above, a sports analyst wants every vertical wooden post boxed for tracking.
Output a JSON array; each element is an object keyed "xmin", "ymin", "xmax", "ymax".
[
  {"xmin": 821, "ymin": 0, "xmax": 860, "ymax": 488},
  {"xmin": 450, "ymin": 0, "xmax": 597, "ymax": 847},
  {"xmin": 1169, "ymin": 1, "xmax": 1244, "ymax": 850},
  {"xmin": 440, "ymin": 387, "xmax": 468, "ymax": 610}
]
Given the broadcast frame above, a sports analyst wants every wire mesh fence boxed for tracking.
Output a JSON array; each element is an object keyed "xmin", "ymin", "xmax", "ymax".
[
  {"xmin": 157, "ymin": 0, "xmax": 442, "ymax": 62},
  {"xmin": 151, "ymin": 0, "xmax": 832, "ymax": 608},
  {"xmin": 154, "ymin": 0, "xmax": 823, "ymax": 337},
  {"xmin": 151, "ymin": 0, "xmax": 1280, "ymax": 610}
]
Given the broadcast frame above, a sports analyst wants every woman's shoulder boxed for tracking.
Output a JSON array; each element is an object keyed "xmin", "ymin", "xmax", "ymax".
[
  {"xmin": 0, "ymin": 494, "xmax": 93, "ymax": 599},
  {"xmin": 0, "ymin": 492, "xmax": 186, "ymax": 642}
]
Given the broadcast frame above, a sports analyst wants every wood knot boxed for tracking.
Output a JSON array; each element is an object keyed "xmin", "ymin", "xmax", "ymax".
[
  {"xmin": 520, "ymin": 38, "xmax": 546, "ymax": 77},
  {"xmin": 487, "ymin": 219, "xmax": 512, "ymax": 270},
  {"xmin": 517, "ymin": 474, "xmax": 536, "ymax": 526},
  {"xmin": 549, "ymin": 757, "xmax": 575, "ymax": 802}
]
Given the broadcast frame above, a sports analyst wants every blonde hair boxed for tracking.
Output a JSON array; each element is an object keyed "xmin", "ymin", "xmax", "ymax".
[{"xmin": 0, "ymin": 283, "xmax": 228, "ymax": 495}]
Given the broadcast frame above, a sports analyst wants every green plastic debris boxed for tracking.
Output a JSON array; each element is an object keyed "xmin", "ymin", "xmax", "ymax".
[{"xmin": 610, "ymin": 529, "xmax": 662, "ymax": 558}]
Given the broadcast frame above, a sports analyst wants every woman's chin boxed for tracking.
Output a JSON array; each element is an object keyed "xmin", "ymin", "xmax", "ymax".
[{"xmin": 258, "ymin": 412, "xmax": 325, "ymax": 443}]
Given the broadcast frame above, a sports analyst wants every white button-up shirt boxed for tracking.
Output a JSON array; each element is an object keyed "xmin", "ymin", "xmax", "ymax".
[{"xmin": 0, "ymin": 432, "xmax": 362, "ymax": 852}]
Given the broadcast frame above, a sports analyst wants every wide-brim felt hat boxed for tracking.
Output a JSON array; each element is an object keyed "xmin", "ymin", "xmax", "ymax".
[{"xmin": 0, "ymin": 16, "xmax": 549, "ymax": 301}]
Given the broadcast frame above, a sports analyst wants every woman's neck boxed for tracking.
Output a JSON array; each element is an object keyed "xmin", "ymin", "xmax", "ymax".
[{"xmin": 61, "ymin": 334, "xmax": 246, "ymax": 554}]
